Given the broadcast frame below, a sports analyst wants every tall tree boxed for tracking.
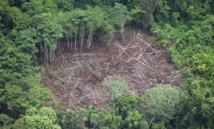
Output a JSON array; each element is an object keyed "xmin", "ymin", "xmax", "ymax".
[
  {"xmin": 111, "ymin": 3, "xmax": 130, "ymax": 40},
  {"xmin": 143, "ymin": 84, "xmax": 181, "ymax": 127},
  {"xmin": 84, "ymin": 6, "xmax": 104, "ymax": 48}
]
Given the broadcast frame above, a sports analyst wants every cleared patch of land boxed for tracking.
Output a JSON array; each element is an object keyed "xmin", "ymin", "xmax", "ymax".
[{"xmin": 43, "ymin": 29, "xmax": 182, "ymax": 111}]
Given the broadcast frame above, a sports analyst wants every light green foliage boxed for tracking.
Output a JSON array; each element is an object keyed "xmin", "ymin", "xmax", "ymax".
[
  {"xmin": 84, "ymin": 6, "xmax": 104, "ymax": 30},
  {"xmin": 25, "ymin": 107, "xmax": 38, "ymax": 116},
  {"xmin": 103, "ymin": 75, "xmax": 129, "ymax": 98},
  {"xmin": 12, "ymin": 107, "xmax": 61, "ymax": 129},
  {"xmin": 100, "ymin": 113, "xmax": 122, "ymax": 129},
  {"xmin": 111, "ymin": 3, "xmax": 130, "ymax": 27},
  {"xmin": 152, "ymin": 15, "xmax": 214, "ymax": 75},
  {"xmin": 101, "ymin": 9, "xmax": 116, "ymax": 44},
  {"xmin": 84, "ymin": 6, "xmax": 105, "ymax": 48},
  {"xmin": 57, "ymin": 5, "xmax": 118, "ymax": 49},
  {"xmin": 0, "ymin": 83, "xmax": 52, "ymax": 112},
  {"xmin": 14, "ymin": 28, "xmax": 38, "ymax": 55},
  {"xmin": 57, "ymin": 11, "xmax": 76, "ymax": 44},
  {"xmin": 123, "ymin": 110, "xmax": 149, "ymax": 129},
  {"xmin": 38, "ymin": 107, "xmax": 57, "ymax": 123},
  {"xmin": 111, "ymin": 3, "xmax": 130, "ymax": 40},
  {"xmin": 0, "ymin": 36, "xmax": 32, "ymax": 86},
  {"xmin": 0, "ymin": 84, "xmax": 23, "ymax": 110},
  {"xmin": 22, "ymin": 0, "xmax": 58, "ymax": 15},
  {"xmin": 79, "ymin": 105, "xmax": 99, "ymax": 128},
  {"xmin": 32, "ymin": 13, "xmax": 63, "ymax": 48},
  {"xmin": 151, "ymin": 122, "xmax": 166, "ymax": 129},
  {"xmin": 20, "ymin": 0, "xmax": 63, "ymax": 50},
  {"xmin": 168, "ymin": 46, "xmax": 182, "ymax": 68},
  {"xmin": 0, "ymin": 114, "xmax": 13, "ymax": 126},
  {"xmin": 143, "ymin": 84, "xmax": 181, "ymax": 123}
]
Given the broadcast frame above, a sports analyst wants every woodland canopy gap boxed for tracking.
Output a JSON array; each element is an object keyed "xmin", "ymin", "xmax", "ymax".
[{"xmin": 0, "ymin": 0, "xmax": 213, "ymax": 129}]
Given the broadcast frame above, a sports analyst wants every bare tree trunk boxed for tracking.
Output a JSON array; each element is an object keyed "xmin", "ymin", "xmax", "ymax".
[
  {"xmin": 49, "ymin": 46, "xmax": 51, "ymax": 64},
  {"xmin": 51, "ymin": 48, "xmax": 54, "ymax": 63},
  {"xmin": 43, "ymin": 41, "xmax": 50, "ymax": 64},
  {"xmin": 120, "ymin": 23, "xmax": 125, "ymax": 41},
  {"xmin": 44, "ymin": 41, "xmax": 48, "ymax": 64},
  {"xmin": 87, "ymin": 34, "xmax": 90, "ymax": 49},
  {"xmin": 106, "ymin": 32, "xmax": 108, "ymax": 46},
  {"xmin": 50, "ymin": 47, "xmax": 55, "ymax": 62},
  {"xmin": 107, "ymin": 31, "xmax": 111, "ymax": 46},
  {"xmin": 87, "ymin": 28, "xmax": 94, "ymax": 49},
  {"xmin": 75, "ymin": 32, "xmax": 77, "ymax": 53},
  {"xmin": 33, "ymin": 55, "xmax": 38, "ymax": 66},
  {"xmin": 80, "ymin": 25, "xmax": 85, "ymax": 52},
  {"xmin": 70, "ymin": 37, "xmax": 73, "ymax": 51},
  {"xmin": 66, "ymin": 33, "xmax": 70, "ymax": 49},
  {"xmin": 40, "ymin": 42, "xmax": 43, "ymax": 63},
  {"xmin": 58, "ymin": 39, "xmax": 61, "ymax": 54}
]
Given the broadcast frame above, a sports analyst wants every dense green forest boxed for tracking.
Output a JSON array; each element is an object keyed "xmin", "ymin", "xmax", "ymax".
[{"xmin": 0, "ymin": 0, "xmax": 213, "ymax": 128}]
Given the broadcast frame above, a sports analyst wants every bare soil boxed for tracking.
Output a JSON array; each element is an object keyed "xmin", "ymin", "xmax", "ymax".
[{"xmin": 43, "ymin": 28, "xmax": 182, "ymax": 112}]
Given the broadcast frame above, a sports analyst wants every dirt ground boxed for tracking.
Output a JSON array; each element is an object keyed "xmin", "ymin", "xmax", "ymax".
[{"xmin": 43, "ymin": 28, "xmax": 182, "ymax": 112}]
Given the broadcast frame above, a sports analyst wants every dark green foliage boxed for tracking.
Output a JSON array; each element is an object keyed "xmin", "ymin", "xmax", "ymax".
[
  {"xmin": 151, "ymin": 122, "xmax": 166, "ymax": 129},
  {"xmin": 0, "ymin": 17, "xmax": 54, "ymax": 124},
  {"xmin": 109, "ymin": 95, "xmax": 143, "ymax": 117},
  {"xmin": 152, "ymin": 0, "xmax": 214, "ymax": 128},
  {"xmin": 57, "ymin": 109, "xmax": 82, "ymax": 129},
  {"xmin": 109, "ymin": 95, "xmax": 148, "ymax": 129},
  {"xmin": 0, "ymin": 0, "xmax": 213, "ymax": 128},
  {"xmin": 53, "ymin": 0, "xmax": 74, "ymax": 11},
  {"xmin": 179, "ymin": 77, "xmax": 214, "ymax": 129},
  {"xmin": 0, "ymin": 75, "xmax": 53, "ymax": 114},
  {"xmin": 0, "ymin": 32, "xmax": 54, "ymax": 118},
  {"xmin": 79, "ymin": 105, "xmax": 112, "ymax": 129},
  {"xmin": 0, "ymin": 1, "xmax": 130, "ymax": 128}
]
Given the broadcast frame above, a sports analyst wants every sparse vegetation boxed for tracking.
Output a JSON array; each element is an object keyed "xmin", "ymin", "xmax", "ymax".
[{"xmin": 103, "ymin": 75, "xmax": 129, "ymax": 98}]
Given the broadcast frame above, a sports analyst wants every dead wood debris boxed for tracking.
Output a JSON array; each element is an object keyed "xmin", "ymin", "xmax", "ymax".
[{"xmin": 43, "ymin": 31, "xmax": 182, "ymax": 112}]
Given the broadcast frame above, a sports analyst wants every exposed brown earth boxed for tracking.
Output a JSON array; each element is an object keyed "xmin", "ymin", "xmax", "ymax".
[{"xmin": 43, "ymin": 28, "xmax": 182, "ymax": 112}]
